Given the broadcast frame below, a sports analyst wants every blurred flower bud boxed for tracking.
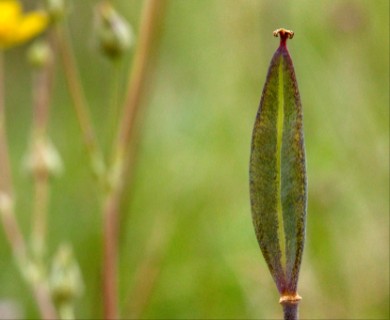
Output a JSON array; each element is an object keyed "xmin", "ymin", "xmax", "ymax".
[
  {"xmin": 23, "ymin": 137, "xmax": 63, "ymax": 178},
  {"xmin": 96, "ymin": 2, "xmax": 133, "ymax": 59},
  {"xmin": 49, "ymin": 244, "xmax": 84, "ymax": 306},
  {"xmin": 27, "ymin": 40, "xmax": 52, "ymax": 68},
  {"xmin": 45, "ymin": 0, "xmax": 66, "ymax": 22}
]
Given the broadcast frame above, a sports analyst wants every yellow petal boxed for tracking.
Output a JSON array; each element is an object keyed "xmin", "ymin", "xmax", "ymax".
[
  {"xmin": 0, "ymin": 1, "xmax": 21, "ymax": 46},
  {"xmin": 0, "ymin": 1, "xmax": 22, "ymax": 23},
  {"xmin": 14, "ymin": 11, "xmax": 48, "ymax": 45}
]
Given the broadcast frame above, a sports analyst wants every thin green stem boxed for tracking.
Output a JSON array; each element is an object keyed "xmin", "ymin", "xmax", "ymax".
[
  {"xmin": 125, "ymin": 215, "xmax": 174, "ymax": 318},
  {"xmin": 31, "ymin": 172, "xmax": 50, "ymax": 258},
  {"xmin": 0, "ymin": 195, "xmax": 27, "ymax": 271},
  {"xmin": 0, "ymin": 53, "xmax": 13, "ymax": 197},
  {"xmin": 102, "ymin": 0, "xmax": 166, "ymax": 318},
  {"xmin": 102, "ymin": 190, "xmax": 121, "ymax": 320},
  {"xmin": 55, "ymin": 25, "xmax": 105, "ymax": 183},
  {"xmin": 105, "ymin": 59, "xmax": 122, "ymax": 155},
  {"xmin": 0, "ymin": 51, "xmax": 57, "ymax": 320},
  {"xmin": 30, "ymin": 280, "xmax": 58, "ymax": 320},
  {"xmin": 114, "ymin": 0, "xmax": 166, "ymax": 154},
  {"xmin": 30, "ymin": 45, "xmax": 54, "ymax": 260},
  {"xmin": 0, "ymin": 53, "xmax": 22, "ymax": 263}
]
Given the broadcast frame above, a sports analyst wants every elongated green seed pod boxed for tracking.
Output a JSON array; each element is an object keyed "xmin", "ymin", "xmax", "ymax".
[{"xmin": 249, "ymin": 28, "xmax": 307, "ymax": 305}]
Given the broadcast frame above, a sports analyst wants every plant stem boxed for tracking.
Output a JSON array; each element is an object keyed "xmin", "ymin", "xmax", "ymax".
[
  {"xmin": 105, "ymin": 59, "xmax": 122, "ymax": 155},
  {"xmin": 103, "ymin": 0, "xmax": 166, "ymax": 319},
  {"xmin": 0, "ymin": 52, "xmax": 22, "ymax": 263},
  {"xmin": 282, "ymin": 302, "xmax": 299, "ymax": 320},
  {"xmin": 280, "ymin": 293, "xmax": 301, "ymax": 320},
  {"xmin": 30, "ymin": 281, "xmax": 58, "ymax": 320},
  {"xmin": 30, "ymin": 44, "xmax": 54, "ymax": 260},
  {"xmin": 0, "ymin": 53, "xmax": 13, "ymax": 197},
  {"xmin": 0, "ymin": 51, "xmax": 58, "ymax": 320},
  {"xmin": 102, "ymin": 190, "xmax": 121, "ymax": 320},
  {"xmin": 115, "ymin": 0, "xmax": 165, "ymax": 153},
  {"xmin": 55, "ymin": 25, "xmax": 105, "ymax": 182},
  {"xmin": 0, "ymin": 196, "xmax": 27, "ymax": 270},
  {"xmin": 125, "ymin": 215, "xmax": 173, "ymax": 318},
  {"xmin": 31, "ymin": 48, "xmax": 53, "ymax": 136},
  {"xmin": 31, "ymin": 172, "xmax": 50, "ymax": 258}
]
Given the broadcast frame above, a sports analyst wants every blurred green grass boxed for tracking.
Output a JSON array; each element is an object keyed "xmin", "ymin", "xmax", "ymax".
[{"xmin": 0, "ymin": 0, "xmax": 388, "ymax": 319}]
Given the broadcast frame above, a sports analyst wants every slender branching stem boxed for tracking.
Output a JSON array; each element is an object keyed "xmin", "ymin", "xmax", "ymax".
[
  {"xmin": 0, "ymin": 53, "xmax": 13, "ymax": 197},
  {"xmin": 115, "ymin": 0, "xmax": 166, "ymax": 154},
  {"xmin": 31, "ymin": 49, "xmax": 53, "ymax": 136},
  {"xmin": 55, "ymin": 25, "xmax": 105, "ymax": 182},
  {"xmin": 30, "ymin": 43, "xmax": 54, "ymax": 259},
  {"xmin": 0, "ymin": 51, "xmax": 58, "ymax": 320},
  {"xmin": 30, "ymin": 281, "xmax": 58, "ymax": 320},
  {"xmin": 102, "ymin": 190, "xmax": 121, "ymax": 320},
  {"xmin": 0, "ymin": 51, "xmax": 23, "ymax": 266},
  {"xmin": 31, "ymin": 173, "xmax": 50, "ymax": 258},
  {"xmin": 106, "ymin": 59, "xmax": 122, "ymax": 154},
  {"xmin": 0, "ymin": 195, "xmax": 27, "ymax": 270},
  {"xmin": 125, "ymin": 216, "xmax": 173, "ymax": 318},
  {"xmin": 102, "ymin": 0, "xmax": 166, "ymax": 319},
  {"xmin": 1, "ymin": 202, "xmax": 58, "ymax": 320}
]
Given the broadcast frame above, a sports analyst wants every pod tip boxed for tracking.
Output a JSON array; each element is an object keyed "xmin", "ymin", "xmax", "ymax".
[
  {"xmin": 273, "ymin": 28, "xmax": 294, "ymax": 46},
  {"xmin": 273, "ymin": 28, "xmax": 294, "ymax": 39}
]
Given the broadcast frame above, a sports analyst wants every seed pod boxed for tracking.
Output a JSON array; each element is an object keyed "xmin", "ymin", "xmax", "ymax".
[{"xmin": 249, "ymin": 28, "xmax": 307, "ymax": 319}]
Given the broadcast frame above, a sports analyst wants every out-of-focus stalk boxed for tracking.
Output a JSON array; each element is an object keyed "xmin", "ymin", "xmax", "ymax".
[
  {"xmin": 55, "ymin": 25, "xmax": 106, "ymax": 183},
  {"xmin": 103, "ymin": 59, "xmax": 123, "ymax": 156},
  {"xmin": 125, "ymin": 215, "xmax": 174, "ymax": 318},
  {"xmin": 0, "ymin": 51, "xmax": 58, "ymax": 320},
  {"xmin": 102, "ymin": 0, "xmax": 166, "ymax": 319},
  {"xmin": 29, "ymin": 39, "xmax": 55, "ymax": 260},
  {"xmin": 0, "ymin": 53, "xmax": 13, "ymax": 198}
]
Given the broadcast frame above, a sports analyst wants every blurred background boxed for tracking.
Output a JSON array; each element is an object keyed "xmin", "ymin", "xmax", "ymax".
[{"xmin": 0, "ymin": 0, "xmax": 388, "ymax": 319}]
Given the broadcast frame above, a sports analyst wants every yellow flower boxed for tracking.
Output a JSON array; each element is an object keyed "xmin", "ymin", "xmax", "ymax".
[{"xmin": 0, "ymin": 0, "xmax": 48, "ymax": 49}]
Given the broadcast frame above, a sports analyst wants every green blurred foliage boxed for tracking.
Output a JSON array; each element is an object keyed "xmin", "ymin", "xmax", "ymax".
[{"xmin": 0, "ymin": 0, "xmax": 388, "ymax": 319}]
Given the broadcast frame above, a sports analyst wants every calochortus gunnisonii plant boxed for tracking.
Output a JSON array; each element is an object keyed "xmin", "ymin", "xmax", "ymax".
[{"xmin": 249, "ymin": 28, "xmax": 307, "ymax": 320}]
